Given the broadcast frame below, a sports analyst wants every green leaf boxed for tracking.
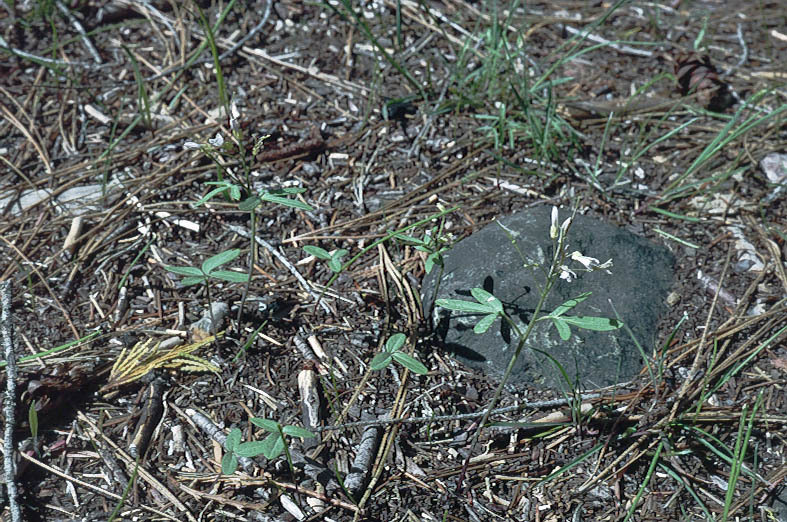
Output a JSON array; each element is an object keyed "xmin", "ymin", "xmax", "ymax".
[
  {"xmin": 474, "ymin": 313, "xmax": 498, "ymax": 334},
  {"xmin": 261, "ymin": 432, "xmax": 285, "ymax": 459},
  {"xmin": 394, "ymin": 233, "xmax": 424, "ymax": 245},
  {"xmin": 270, "ymin": 187, "xmax": 307, "ymax": 195},
  {"xmin": 282, "ymin": 425, "xmax": 316, "ymax": 438},
  {"xmin": 435, "ymin": 298, "xmax": 497, "ymax": 314},
  {"xmin": 225, "ymin": 427, "xmax": 242, "ymax": 451},
  {"xmin": 235, "ymin": 440, "xmax": 269, "ymax": 458},
  {"xmin": 470, "ymin": 288, "xmax": 503, "ymax": 313},
  {"xmin": 303, "ymin": 245, "xmax": 331, "ymax": 259},
  {"xmin": 562, "ymin": 316, "xmax": 623, "ymax": 332},
  {"xmin": 551, "ymin": 317, "xmax": 572, "ymax": 340},
  {"xmin": 424, "ymin": 256, "xmax": 434, "ymax": 274},
  {"xmin": 551, "ymin": 292, "xmax": 592, "ymax": 317},
  {"xmin": 210, "ymin": 270, "xmax": 250, "ymax": 283},
  {"xmin": 164, "ymin": 265, "xmax": 204, "ymax": 277},
  {"xmin": 370, "ymin": 352, "xmax": 393, "ymax": 371},
  {"xmin": 392, "ymin": 352, "xmax": 428, "ymax": 375},
  {"xmin": 328, "ymin": 249, "xmax": 348, "ymax": 273},
  {"xmin": 385, "ymin": 333, "xmax": 407, "ymax": 353},
  {"xmin": 180, "ymin": 276, "xmax": 207, "ymax": 286},
  {"xmin": 238, "ymin": 195, "xmax": 261, "ymax": 212},
  {"xmin": 193, "ymin": 185, "xmax": 232, "ymax": 207},
  {"xmin": 250, "ymin": 418, "xmax": 280, "ymax": 433},
  {"xmin": 260, "ymin": 192, "xmax": 314, "ymax": 211},
  {"xmin": 424, "ymin": 252, "xmax": 442, "ymax": 274},
  {"xmin": 221, "ymin": 451, "xmax": 238, "ymax": 475},
  {"xmin": 202, "ymin": 249, "xmax": 241, "ymax": 274}
]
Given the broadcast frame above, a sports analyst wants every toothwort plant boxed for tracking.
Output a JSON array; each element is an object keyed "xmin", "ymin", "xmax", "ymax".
[{"xmin": 435, "ymin": 206, "xmax": 622, "ymax": 487}]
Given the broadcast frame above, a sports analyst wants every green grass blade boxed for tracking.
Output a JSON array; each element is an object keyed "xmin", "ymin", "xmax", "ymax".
[{"xmin": 623, "ymin": 440, "xmax": 663, "ymax": 522}]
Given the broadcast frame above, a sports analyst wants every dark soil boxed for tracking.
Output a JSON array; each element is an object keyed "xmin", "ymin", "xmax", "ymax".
[{"xmin": 1, "ymin": 1, "xmax": 785, "ymax": 521}]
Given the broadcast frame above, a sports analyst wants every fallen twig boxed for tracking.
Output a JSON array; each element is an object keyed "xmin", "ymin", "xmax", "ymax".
[{"xmin": 1, "ymin": 281, "xmax": 22, "ymax": 522}]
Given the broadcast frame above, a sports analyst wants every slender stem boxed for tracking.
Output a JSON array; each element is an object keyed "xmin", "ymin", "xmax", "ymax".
[
  {"xmin": 236, "ymin": 208, "xmax": 256, "ymax": 328},
  {"xmin": 278, "ymin": 425, "xmax": 300, "ymax": 502},
  {"xmin": 457, "ymin": 223, "xmax": 568, "ymax": 491},
  {"xmin": 204, "ymin": 281, "xmax": 217, "ymax": 350},
  {"xmin": 456, "ymin": 276, "xmax": 555, "ymax": 489}
]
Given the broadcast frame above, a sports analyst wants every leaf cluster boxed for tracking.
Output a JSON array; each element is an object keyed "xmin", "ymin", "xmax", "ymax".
[
  {"xmin": 394, "ymin": 225, "xmax": 451, "ymax": 274},
  {"xmin": 437, "ymin": 289, "xmax": 622, "ymax": 340},
  {"xmin": 370, "ymin": 333, "xmax": 428, "ymax": 375},
  {"xmin": 165, "ymin": 248, "xmax": 249, "ymax": 286},
  {"xmin": 537, "ymin": 291, "xmax": 622, "ymax": 340},
  {"xmin": 222, "ymin": 418, "xmax": 315, "ymax": 475},
  {"xmin": 302, "ymin": 245, "xmax": 348, "ymax": 273},
  {"xmin": 436, "ymin": 288, "xmax": 503, "ymax": 334}
]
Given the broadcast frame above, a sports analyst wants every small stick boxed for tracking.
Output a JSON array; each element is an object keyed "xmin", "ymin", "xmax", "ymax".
[
  {"xmin": 344, "ymin": 414, "xmax": 383, "ymax": 497},
  {"xmin": 1, "ymin": 281, "xmax": 22, "ymax": 522},
  {"xmin": 297, "ymin": 368, "xmax": 321, "ymax": 450}
]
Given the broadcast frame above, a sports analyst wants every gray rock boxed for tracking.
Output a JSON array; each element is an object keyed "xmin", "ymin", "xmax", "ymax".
[
  {"xmin": 774, "ymin": 486, "xmax": 787, "ymax": 522},
  {"xmin": 422, "ymin": 205, "xmax": 675, "ymax": 391}
]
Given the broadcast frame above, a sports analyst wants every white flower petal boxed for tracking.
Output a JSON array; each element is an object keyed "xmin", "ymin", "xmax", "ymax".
[
  {"xmin": 559, "ymin": 265, "xmax": 576, "ymax": 282},
  {"xmin": 560, "ymin": 216, "xmax": 572, "ymax": 235},
  {"xmin": 208, "ymin": 133, "xmax": 224, "ymax": 148},
  {"xmin": 550, "ymin": 206, "xmax": 559, "ymax": 239},
  {"xmin": 571, "ymin": 251, "xmax": 600, "ymax": 269},
  {"xmin": 229, "ymin": 99, "xmax": 241, "ymax": 131}
]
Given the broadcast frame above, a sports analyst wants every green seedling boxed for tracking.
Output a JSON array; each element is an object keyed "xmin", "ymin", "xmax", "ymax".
[
  {"xmin": 394, "ymin": 224, "xmax": 451, "ymax": 275},
  {"xmin": 309, "ymin": 206, "xmax": 457, "ymax": 308},
  {"xmin": 165, "ymin": 249, "xmax": 249, "ymax": 335},
  {"xmin": 303, "ymin": 245, "xmax": 348, "ymax": 273},
  {"xmin": 221, "ymin": 427, "xmax": 243, "ymax": 475},
  {"xmin": 164, "ymin": 249, "xmax": 249, "ymax": 287},
  {"xmin": 221, "ymin": 420, "xmax": 315, "ymax": 475},
  {"xmin": 395, "ymin": 219, "xmax": 454, "ymax": 318},
  {"xmin": 370, "ymin": 333, "xmax": 428, "ymax": 375},
  {"xmin": 183, "ymin": 90, "xmax": 314, "ymax": 340}
]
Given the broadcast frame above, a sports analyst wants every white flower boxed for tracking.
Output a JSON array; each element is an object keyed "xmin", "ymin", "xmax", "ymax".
[
  {"xmin": 558, "ymin": 265, "xmax": 576, "ymax": 282},
  {"xmin": 571, "ymin": 251, "xmax": 613, "ymax": 274},
  {"xmin": 560, "ymin": 216, "xmax": 572, "ymax": 237},
  {"xmin": 208, "ymin": 133, "xmax": 225, "ymax": 148},
  {"xmin": 571, "ymin": 251, "xmax": 600, "ymax": 269},
  {"xmin": 183, "ymin": 140, "xmax": 202, "ymax": 150},
  {"xmin": 229, "ymin": 99, "xmax": 241, "ymax": 132},
  {"xmin": 550, "ymin": 206, "xmax": 559, "ymax": 239}
]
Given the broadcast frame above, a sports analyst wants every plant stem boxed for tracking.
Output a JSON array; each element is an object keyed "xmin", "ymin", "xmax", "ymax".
[
  {"xmin": 236, "ymin": 208, "xmax": 257, "ymax": 328},
  {"xmin": 455, "ymin": 275, "xmax": 555, "ymax": 491},
  {"xmin": 456, "ymin": 222, "xmax": 568, "ymax": 492}
]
